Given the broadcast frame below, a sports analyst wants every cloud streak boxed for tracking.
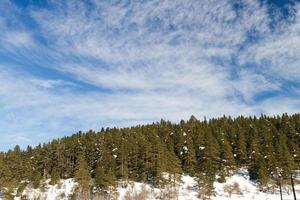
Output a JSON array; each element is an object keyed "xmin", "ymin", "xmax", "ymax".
[{"xmin": 0, "ymin": 0, "xmax": 299, "ymax": 150}]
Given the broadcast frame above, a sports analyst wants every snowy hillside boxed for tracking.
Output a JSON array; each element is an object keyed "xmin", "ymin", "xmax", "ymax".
[
  {"xmin": 14, "ymin": 179, "xmax": 76, "ymax": 200},
  {"xmin": 1, "ymin": 169, "xmax": 299, "ymax": 200}
]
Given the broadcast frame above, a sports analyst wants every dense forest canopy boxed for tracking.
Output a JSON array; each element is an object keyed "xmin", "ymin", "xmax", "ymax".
[{"xmin": 0, "ymin": 113, "xmax": 299, "ymax": 198}]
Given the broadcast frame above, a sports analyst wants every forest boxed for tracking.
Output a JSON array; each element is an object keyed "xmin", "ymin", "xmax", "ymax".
[{"xmin": 0, "ymin": 113, "xmax": 299, "ymax": 199}]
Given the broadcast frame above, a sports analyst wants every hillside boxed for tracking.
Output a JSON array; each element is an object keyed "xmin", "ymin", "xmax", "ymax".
[
  {"xmin": 0, "ymin": 169, "xmax": 299, "ymax": 200},
  {"xmin": 0, "ymin": 114, "xmax": 299, "ymax": 199}
]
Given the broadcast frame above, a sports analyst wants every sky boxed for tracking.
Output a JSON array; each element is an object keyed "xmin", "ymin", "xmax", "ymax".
[{"xmin": 0, "ymin": 0, "xmax": 300, "ymax": 151}]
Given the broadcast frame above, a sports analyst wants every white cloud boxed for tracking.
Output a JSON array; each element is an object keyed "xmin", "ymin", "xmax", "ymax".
[
  {"xmin": 232, "ymin": 69, "xmax": 281, "ymax": 103},
  {"xmin": 0, "ymin": 0, "xmax": 300, "ymax": 150},
  {"xmin": 2, "ymin": 31, "xmax": 34, "ymax": 48},
  {"xmin": 238, "ymin": 4, "xmax": 300, "ymax": 81}
]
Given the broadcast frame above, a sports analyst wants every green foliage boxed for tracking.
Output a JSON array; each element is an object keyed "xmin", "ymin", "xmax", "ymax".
[
  {"xmin": 197, "ymin": 172, "xmax": 215, "ymax": 198},
  {"xmin": 0, "ymin": 113, "xmax": 299, "ymax": 199},
  {"xmin": 276, "ymin": 132, "xmax": 297, "ymax": 178},
  {"xmin": 257, "ymin": 159, "xmax": 269, "ymax": 185},
  {"xmin": 236, "ymin": 128, "xmax": 247, "ymax": 166},
  {"xmin": 75, "ymin": 154, "xmax": 92, "ymax": 194},
  {"xmin": 16, "ymin": 182, "xmax": 28, "ymax": 197},
  {"xmin": 49, "ymin": 167, "xmax": 60, "ymax": 185},
  {"xmin": 95, "ymin": 165, "xmax": 116, "ymax": 190},
  {"xmin": 31, "ymin": 170, "xmax": 42, "ymax": 189}
]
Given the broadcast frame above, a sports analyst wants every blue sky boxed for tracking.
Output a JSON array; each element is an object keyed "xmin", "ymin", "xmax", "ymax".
[{"xmin": 0, "ymin": 0, "xmax": 300, "ymax": 151}]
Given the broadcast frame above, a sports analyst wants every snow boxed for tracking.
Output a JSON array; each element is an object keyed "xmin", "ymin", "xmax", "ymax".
[
  {"xmin": 117, "ymin": 182, "xmax": 160, "ymax": 200},
  {"xmin": 199, "ymin": 146, "xmax": 205, "ymax": 150},
  {"xmin": 178, "ymin": 175, "xmax": 198, "ymax": 199},
  {"xmin": 1, "ymin": 169, "xmax": 299, "ymax": 200},
  {"xmin": 112, "ymin": 148, "xmax": 118, "ymax": 152},
  {"xmin": 212, "ymin": 168, "xmax": 300, "ymax": 200},
  {"xmin": 13, "ymin": 179, "xmax": 76, "ymax": 200},
  {"xmin": 117, "ymin": 170, "xmax": 300, "ymax": 200}
]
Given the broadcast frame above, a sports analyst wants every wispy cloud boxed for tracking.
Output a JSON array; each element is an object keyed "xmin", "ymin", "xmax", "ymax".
[{"xmin": 0, "ymin": 0, "xmax": 299, "ymax": 150}]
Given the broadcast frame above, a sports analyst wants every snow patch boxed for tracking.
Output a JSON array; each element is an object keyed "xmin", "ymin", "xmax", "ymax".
[{"xmin": 15, "ymin": 179, "xmax": 76, "ymax": 200}]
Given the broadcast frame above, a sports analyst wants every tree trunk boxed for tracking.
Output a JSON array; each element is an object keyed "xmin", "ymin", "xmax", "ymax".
[
  {"xmin": 291, "ymin": 175, "xmax": 297, "ymax": 200},
  {"xmin": 279, "ymin": 179, "xmax": 283, "ymax": 200}
]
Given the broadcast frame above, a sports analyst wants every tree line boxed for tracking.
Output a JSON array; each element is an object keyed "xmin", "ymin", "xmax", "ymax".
[{"xmin": 0, "ymin": 113, "xmax": 299, "ymax": 199}]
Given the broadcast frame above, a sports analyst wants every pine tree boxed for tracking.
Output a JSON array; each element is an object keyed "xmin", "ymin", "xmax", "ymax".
[
  {"xmin": 257, "ymin": 159, "xmax": 269, "ymax": 186},
  {"xmin": 31, "ymin": 170, "xmax": 42, "ymax": 189},
  {"xmin": 0, "ymin": 154, "xmax": 16, "ymax": 190},
  {"xmin": 116, "ymin": 138, "xmax": 129, "ymax": 183},
  {"xmin": 196, "ymin": 127, "xmax": 220, "ymax": 197},
  {"xmin": 275, "ymin": 132, "xmax": 297, "ymax": 178},
  {"xmin": 94, "ymin": 165, "xmax": 116, "ymax": 191},
  {"xmin": 248, "ymin": 127, "xmax": 262, "ymax": 181},
  {"xmin": 236, "ymin": 127, "xmax": 247, "ymax": 166},
  {"xmin": 0, "ymin": 113, "xmax": 300, "ymax": 197},
  {"xmin": 196, "ymin": 171, "xmax": 215, "ymax": 198},
  {"xmin": 219, "ymin": 137, "xmax": 236, "ymax": 181},
  {"xmin": 50, "ymin": 167, "xmax": 60, "ymax": 185},
  {"xmin": 261, "ymin": 125, "xmax": 278, "ymax": 179},
  {"xmin": 174, "ymin": 126, "xmax": 197, "ymax": 175},
  {"xmin": 181, "ymin": 133, "xmax": 197, "ymax": 175},
  {"xmin": 74, "ymin": 154, "xmax": 91, "ymax": 199}
]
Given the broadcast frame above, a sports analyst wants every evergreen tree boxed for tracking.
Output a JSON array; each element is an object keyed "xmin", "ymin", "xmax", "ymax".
[
  {"xmin": 94, "ymin": 165, "xmax": 116, "ymax": 191},
  {"xmin": 74, "ymin": 154, "xmax": 91, "ymax": 199},
  {"xmin": 181, "ymin": 133, "xmax": 197, "ymax": 175},
  {"xmin": 0, "ymin": 113, "xmax": 299, "ymax": 197},
  {"xmin": 0, "ymin": 154, "xmax": 15, "ymax": 190},
  {"xmin": 248, "ymin": 127, "xmax": 263, "ymax": 181},
  {"xmin": 275, "ymin": 132, "xmax": 297, "ymax": 178},
  {"xmin": 196, "ymin": 171, "xmax": 215, "ymax": 198},
  {"xmin": 257, "ymin": 159, "xmax": 269, "ymax": 186},
  {"xmin": 196, "ymin": 127, "xmax": 220, "ymax": 197},
  {"xmin": 219, "ymin": 136, "xmax": 236, "ymax": 181},
  {"xmin": 236, "ymin": 127, "xmax": 247, "ymax": 166},
  {"xmin": 50, "ymin": 167, "xmax": 60, "ymax": 185},
  {"xmin": 115, "ymin": 138, "xmax": 129, "ymax": 183}
]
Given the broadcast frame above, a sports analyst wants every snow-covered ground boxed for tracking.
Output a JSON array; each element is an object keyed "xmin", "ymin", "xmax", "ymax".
[
  {"xmin": 1, "ymin": 169, "xmax": 299, "ymax": 200},
  {"xmin": 14, "ymin": 179, "xmax": 76, "ymax": 200},
  {"xmin": 212, "ymin": 169, "xmax": 300, "ymax": 200}
]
